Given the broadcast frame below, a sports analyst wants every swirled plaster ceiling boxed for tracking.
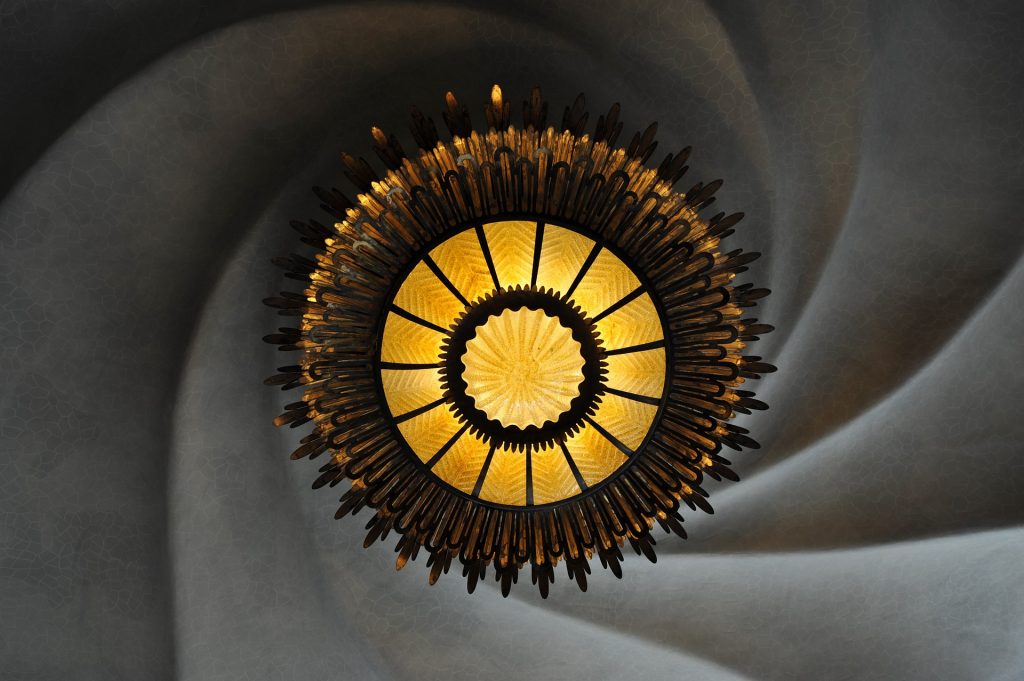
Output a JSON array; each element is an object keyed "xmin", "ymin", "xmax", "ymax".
[{"xmin": 2, "ymin": 1, "xmax": 1023, "ymax": 679}]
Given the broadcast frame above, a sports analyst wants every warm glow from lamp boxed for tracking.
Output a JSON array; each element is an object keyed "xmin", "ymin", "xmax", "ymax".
[
  {"xmin": 265, "ymin": 84, "xmax": 775, "ymax": 596},
  {"xmin": 462, "ymin": 307, "xmax": 584, "ymax": 428},
  {"xmin": 379, "ymin": 220, "xmax": 665, "ymax": 506}
]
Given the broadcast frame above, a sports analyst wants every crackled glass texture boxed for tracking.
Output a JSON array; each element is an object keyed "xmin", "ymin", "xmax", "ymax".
[{"xmin": 461, "ymin": 308, "xmax": 584, "ymax": 428}]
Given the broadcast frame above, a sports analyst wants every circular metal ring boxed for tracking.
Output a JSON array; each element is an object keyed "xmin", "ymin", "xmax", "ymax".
[{"xmin": 439, "ymin": 286, "xmax": 607, "ymax": 452}]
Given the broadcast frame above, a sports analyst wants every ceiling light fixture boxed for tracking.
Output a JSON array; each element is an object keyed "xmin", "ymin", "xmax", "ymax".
[{"xmin": 265, "ymin": 85, "xmax": 775, "ymax": 596}]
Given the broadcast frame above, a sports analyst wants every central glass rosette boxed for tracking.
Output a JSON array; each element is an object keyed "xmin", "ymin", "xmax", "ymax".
[
  {"xmin": 378, "ymin": 220, "xmax": 667, "ymax": 508},
  {"xmin": 462, "ymin": 307, "xmax": 584, "ymax": 428}
]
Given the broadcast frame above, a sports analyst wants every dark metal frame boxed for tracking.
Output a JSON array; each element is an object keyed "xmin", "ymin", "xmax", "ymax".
[{"xmin": 371, "ymin": 214, "xmax": 673, "ymax": 512}]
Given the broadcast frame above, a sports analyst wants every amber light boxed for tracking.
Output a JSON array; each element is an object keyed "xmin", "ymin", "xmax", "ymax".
[
  {"xmin": 265, "ymin": 84, "xmax": 775, "ymax": 596},
  {"xmin": 461, "ymin": 307, "xmax": 584, "ymax": 428},
  {"xmin": 380, "ymin": 220, "xmax": 664, "ymax": 507}
]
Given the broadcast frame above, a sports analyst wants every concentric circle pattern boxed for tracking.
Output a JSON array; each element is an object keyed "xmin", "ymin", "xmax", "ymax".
[
  {"xmin": 379, "ymin": 220, "xmax": 667, "ymax": 507},
  {"xmin": 4, "ymin": 4, "xmax": 1024, "ymax": 680},
  {"xmin": 265, "ymin": 87, "xmax": 776, "ymax": 595}
]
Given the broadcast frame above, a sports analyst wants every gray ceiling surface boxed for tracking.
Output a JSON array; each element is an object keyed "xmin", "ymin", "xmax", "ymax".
[{"xmin": 2, "ymin": 1, "xmax": 1023, "ymax": 679}]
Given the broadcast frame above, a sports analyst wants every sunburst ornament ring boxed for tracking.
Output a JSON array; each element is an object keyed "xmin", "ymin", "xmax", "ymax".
[{"xmin": 265, "ymin": 85, "xmax": 775, "ymax": 597}]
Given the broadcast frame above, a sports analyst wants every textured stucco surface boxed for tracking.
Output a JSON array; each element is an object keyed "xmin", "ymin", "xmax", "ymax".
[{"xmin": 2, "ymin": 1, "xmax": 1023, "ymax": 679}]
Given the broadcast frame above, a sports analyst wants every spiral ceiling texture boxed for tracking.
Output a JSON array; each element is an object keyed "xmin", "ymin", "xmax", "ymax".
[{"xmin": 2, "ymin": 2, "xmax": 1023, "ymax": 680}]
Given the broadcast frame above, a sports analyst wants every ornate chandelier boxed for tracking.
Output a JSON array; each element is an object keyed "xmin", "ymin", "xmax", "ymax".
[{"xmin": 265, "ymin": 85, "xmax": 774, "ymax": 596}]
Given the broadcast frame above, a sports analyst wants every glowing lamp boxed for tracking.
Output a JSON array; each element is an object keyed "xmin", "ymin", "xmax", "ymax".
[{"xmin": 265, "ymin": 85, "xmax": 775, "ymax": 596}]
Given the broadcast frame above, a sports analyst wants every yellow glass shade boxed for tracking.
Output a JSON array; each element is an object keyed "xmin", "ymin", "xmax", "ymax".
[
  {"xmin": 536, "ymin": 226, "xmax": 594, "ymax": 295},
  {"xmin": 482, "ymin": 221, "xmax": 535, "ymax": 288},
  {"xmin": 392, "ymin": 260, "xmax": 465, "ymax": 329},
  {"xmin": 430, "ymin": 431, "xmax": 491, "ymax": 495},
  {"xmin": 604, "ymin": 347, "xmax": 666, "ymax": 398},
  {"xmin": 563, "ymin": 422, "xmax": 629, "ymax": 487},
  {"xmin": 396, "ymin": 403, "xmax": 463, "ymax": 464},
  {"xmin": 593, "ymin": 392, "xmax": 658, "ymax": 451},
  {"xmin": 380, "ymin": 313, "xmax": 444, "ymax": 365},
  {"xmin": 268, "ymin": 87, "xmax": 775, "ymax": 596},
  {"xmin": 381, "ymin": 367, "xmax": 444, "ymax": 417},
  {"xmin": 571, "ymin": 248, "xmax": 642, "ymax": 319},
  {"xmin": 379, "ymin": 220, "xmax": 666, "ymax": 506},
  {"xmin": 595, "ymin": 293, "xmax": 663, "ymax": 351},
  {"xmin": 462, "ymin": 308, "xmax": 585, "ymax": 428},
  {"xmin": 478, "ymin": 445, "xmax": 528, "ymax": 506},
  {"xmin": 428, "ymin": 229, "xmax": 495, "ymax": 304},
  {"xmin": 530, "ymin": 445, "xmax": 583, "ymax": 505}
]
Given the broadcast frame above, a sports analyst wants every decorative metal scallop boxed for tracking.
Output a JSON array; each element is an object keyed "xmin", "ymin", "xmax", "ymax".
[
  {"xmin": 265, "ymin": 85, "xmax": 775, "ymax": 597},
  {"xmin": 382, "ymin": 220, "xmax": 665, "ymax": 508}
]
